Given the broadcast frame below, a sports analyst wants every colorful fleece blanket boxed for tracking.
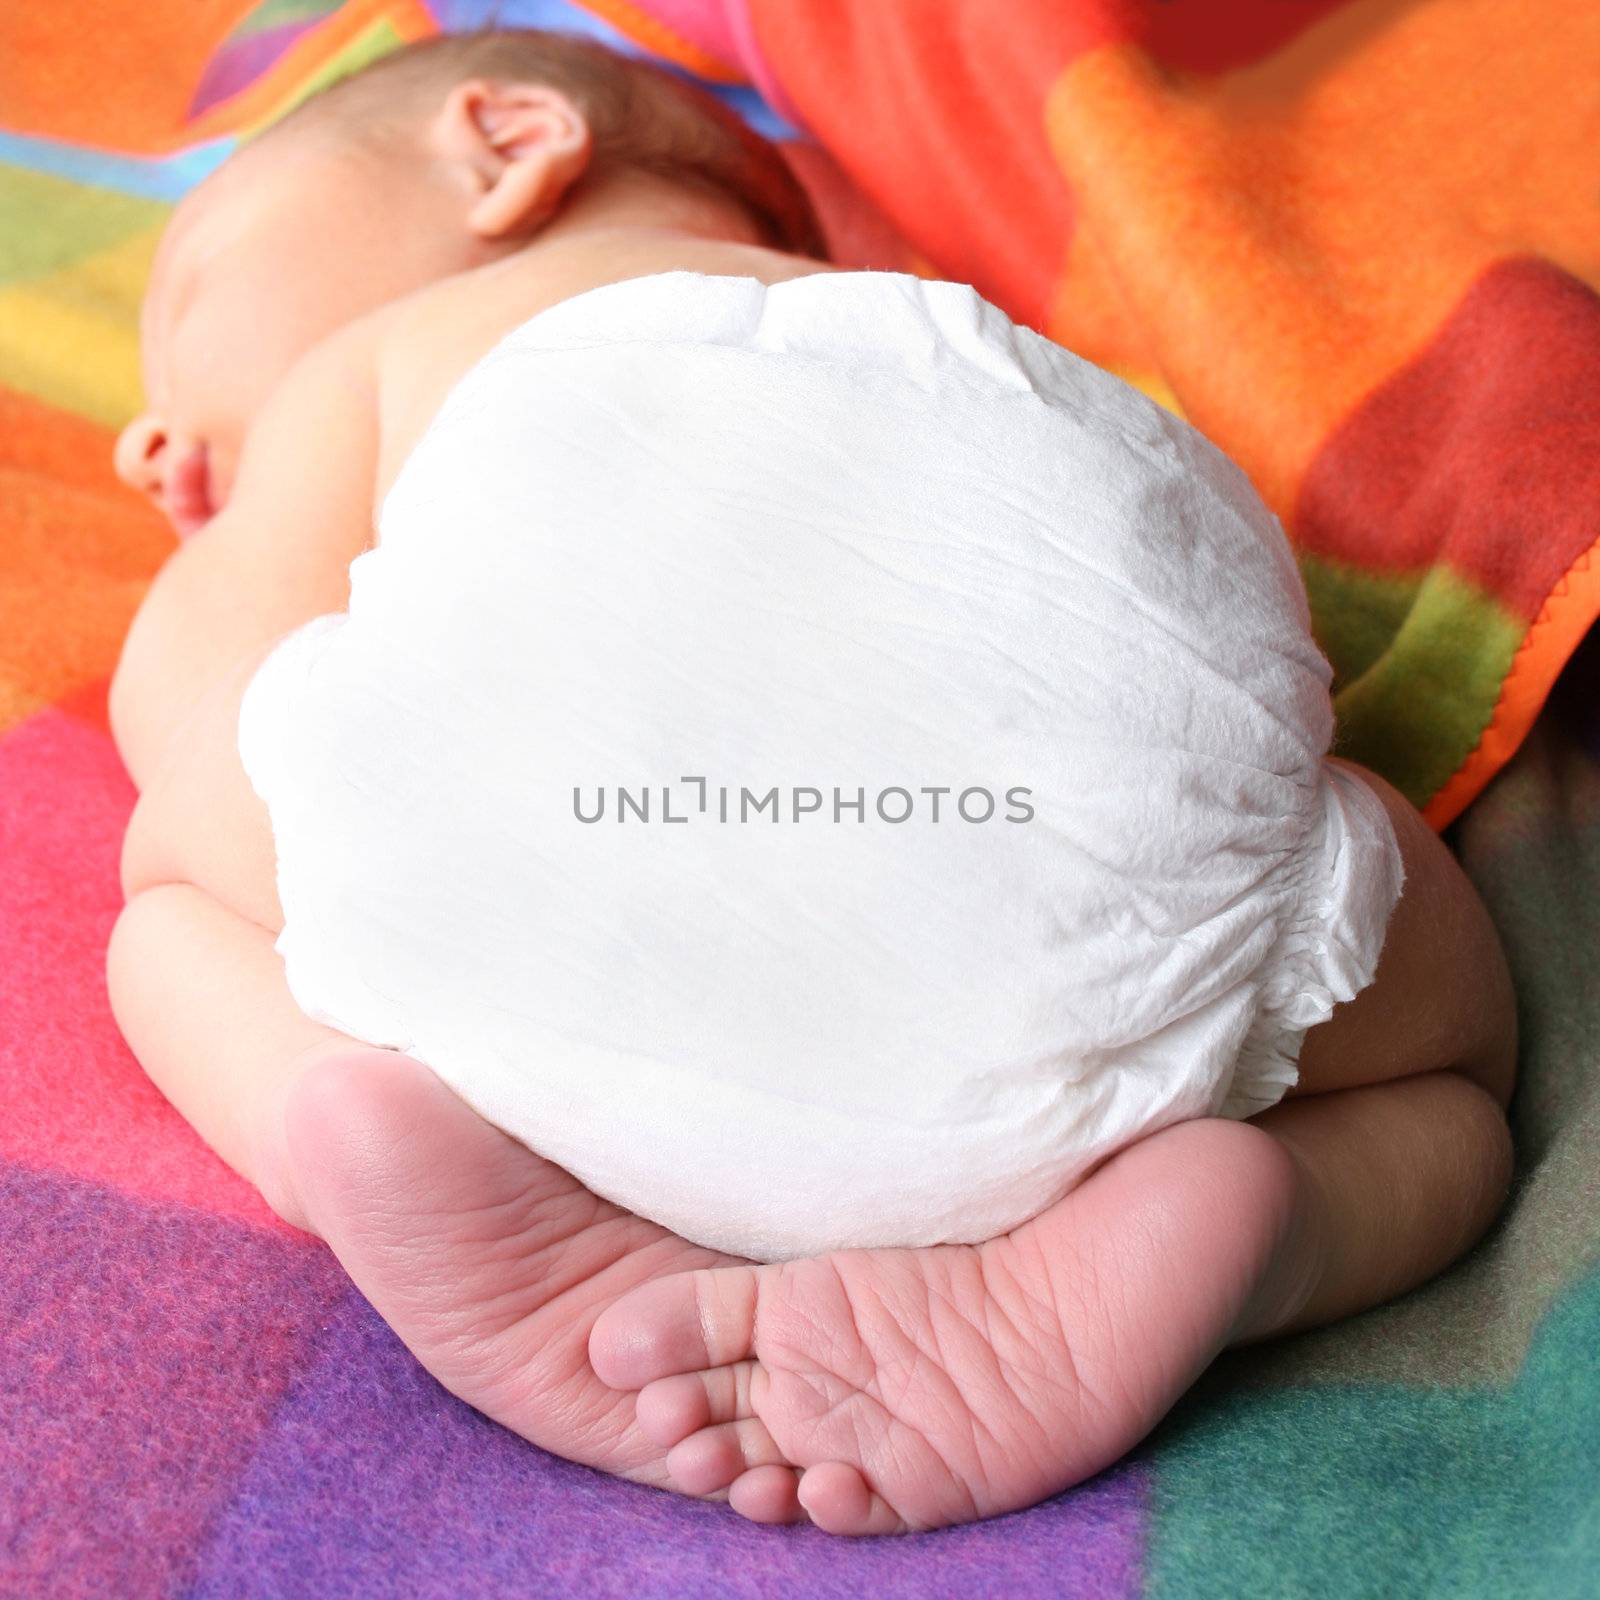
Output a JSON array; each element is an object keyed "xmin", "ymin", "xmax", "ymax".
[{"xmin": 2, "ymin": 1, "xmax": 1597, "ymax": 1595}]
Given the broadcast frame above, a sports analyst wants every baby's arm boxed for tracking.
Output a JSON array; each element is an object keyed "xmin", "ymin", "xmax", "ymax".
[
  {"xmin": 109, "ymin": 325, "xmax": 386, "ymax": 1219},
  {"xmin": 109, "ymin": 323, "xmax": 381, "ymax": 793}
]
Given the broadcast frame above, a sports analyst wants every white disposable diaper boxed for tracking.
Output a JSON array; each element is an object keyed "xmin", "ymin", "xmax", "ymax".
[{"xmin": 239, "ymin": 270, "xmax": 1405, "ymax": 1261}]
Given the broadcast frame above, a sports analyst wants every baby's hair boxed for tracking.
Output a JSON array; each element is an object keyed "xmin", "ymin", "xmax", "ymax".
[{"xmin": 265, "ymin": 28, "xmax": 822, "ymax": 256}]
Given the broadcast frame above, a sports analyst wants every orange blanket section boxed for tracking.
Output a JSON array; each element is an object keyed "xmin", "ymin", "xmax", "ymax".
[
  {"xmin": 744, "ymin": 0, "xmax": 1600, "ymax": 826},
  {"xmin": 0, "ymin": 388, "xmax": 170, "ymax": 733},
  {"xmin": 746, "ymin": 0, "xmax": 1599, "ymax": 501},
  {"xmin": 0, "ymin": 0, "xmax": 445, "ymax": 151},
  {"xmin": 0, "ymin": 1, "xmax": 249, "ymax": 148}
]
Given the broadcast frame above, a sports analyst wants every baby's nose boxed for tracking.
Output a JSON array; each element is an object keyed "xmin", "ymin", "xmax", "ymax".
[{"xmin": 114, "ymin": 413, "xmax": 168, "ymax": 494}]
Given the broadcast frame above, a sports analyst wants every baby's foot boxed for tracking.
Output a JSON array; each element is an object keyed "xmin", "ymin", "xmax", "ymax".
[
  {"xmin": 277, "ymin": 1048, "xmax": 748, "ymax": 1496},
  {"xmin": 589, "ymin": 1118, "xmax": 1307, "ymax": 1533}
]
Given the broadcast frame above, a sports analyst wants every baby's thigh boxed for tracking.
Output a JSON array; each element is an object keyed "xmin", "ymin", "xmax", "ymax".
[
  {"xmin": 121, "ymin": 645, "xmax": 284, "ymax": 933},
  {"xmin": 1288, "ymin": 760, "xmax": 1515, "ymax": 1108}
]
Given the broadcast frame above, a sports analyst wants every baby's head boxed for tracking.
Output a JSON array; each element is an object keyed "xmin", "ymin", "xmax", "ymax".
[{"xmin": 114, "ymin": 29, "xmax": 820, "ymax": 530}]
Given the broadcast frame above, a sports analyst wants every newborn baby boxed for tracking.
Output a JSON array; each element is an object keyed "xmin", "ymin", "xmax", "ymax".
[
  {"xmin": 109, "ymin": 30, "xmax": 1518, "ymax": 1535},
  {"xmin": 236, "ymin": 265, "xmax": 1408, "ymax": 1264}
]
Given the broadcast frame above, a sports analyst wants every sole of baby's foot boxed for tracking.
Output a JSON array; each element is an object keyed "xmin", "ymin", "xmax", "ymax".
[
  {"xmin": 589, "ymin": 1118, "xmax": 1308, "ymax": 1534},
  {"xmin": 276, "ymin": 1047, "xmax": 755, "ymax": 1495}
]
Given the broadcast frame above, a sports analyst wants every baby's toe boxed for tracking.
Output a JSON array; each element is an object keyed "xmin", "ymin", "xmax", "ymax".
[
  {"xmin": 666, "ymin": 1417, "xmax": 787, "ymax": 1496},
  {"xmin": 798, "ymin": 1462, "xmax": 908, "ymax": 1537},
  {"xmin": 636, "ymin": 1360, "xmax": 765, "ymax": 1446},
  {"xmin": 589, "ymin": 1264, "xmax": 760, "ymax": 1388},
  {"xmin": 729, "ymin": 1464, "xmax": 803, "ymax": 1524}
]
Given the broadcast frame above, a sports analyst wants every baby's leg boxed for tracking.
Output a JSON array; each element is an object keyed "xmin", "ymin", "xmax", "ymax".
[
  {"xmin": 109, "ymin": 880, "xmax": 754, "ymax": 1489},
  {"xmin": 1240, "ymin": 1072, "xmax": 1512, "ymax": 1339},
  {"xmin": 589, "ymin": 758, "xmax": 1518, "ymax": 1533},
  {"xmin": 588, "ymin": 1071, "xmax": 1511, "ymax": 1535},
  {"xmin": 109, "ymin": 882, "xmax": 351, "ymax": 1225},
  {"xmin": 109, "ymin": 643, "xmax": 757, "ymax": 1492}
]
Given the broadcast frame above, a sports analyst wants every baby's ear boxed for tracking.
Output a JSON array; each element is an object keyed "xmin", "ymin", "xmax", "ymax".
[{"xmin": 430, "ymin": 78, "xmax": 593, "ymax": 239}]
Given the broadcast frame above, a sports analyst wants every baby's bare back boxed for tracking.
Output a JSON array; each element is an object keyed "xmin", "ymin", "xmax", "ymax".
[{"xmin": 369, "ymin": 232, "xmax": 834, "ymax": 512}]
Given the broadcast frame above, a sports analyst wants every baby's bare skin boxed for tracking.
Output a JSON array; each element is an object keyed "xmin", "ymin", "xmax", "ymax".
[{"xmin": 106, "ymin": 56, "xmax": 1516, "ymax": 1533}]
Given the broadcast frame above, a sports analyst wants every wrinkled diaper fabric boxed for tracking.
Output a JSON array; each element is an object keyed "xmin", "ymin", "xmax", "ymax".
[{"xmin": 238, "ymin": 270, "xmax": 1405, "ymax": 1261}]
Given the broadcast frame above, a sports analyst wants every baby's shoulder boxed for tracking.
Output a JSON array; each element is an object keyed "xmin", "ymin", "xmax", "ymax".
[{"xmin": 361, "ymin": 271, "xmax": 535, "ymax": 506}]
